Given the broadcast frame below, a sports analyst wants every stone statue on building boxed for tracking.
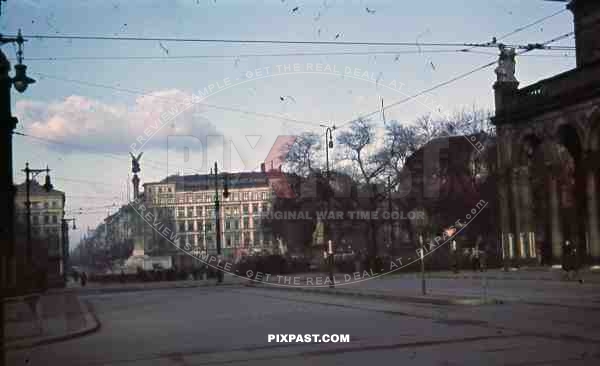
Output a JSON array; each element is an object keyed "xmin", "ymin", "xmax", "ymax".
[
  {"xmin": 130, "ymin": 152, "xmax": 143, "ymax": 174},
  {"xmin": 494, "ymin": 44, "xmax": 518, "ymax": 83}
]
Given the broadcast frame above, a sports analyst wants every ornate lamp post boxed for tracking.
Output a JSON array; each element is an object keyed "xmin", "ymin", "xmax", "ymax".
[
  {"xmin": 414, "ymin": 206, "xmax": 428, "ymax": 295},
  {"xmin": 1, "ymin": 30, "xmax": 35, "ymax": 292},
  {"xmin": 61, "ymin": 218, "xmax": 76, "ymax": 284},
  {"xmin": 321, "ymin": 124, "xmax": 336, "ymax": 288},
  {"xmin": 211, "ymin": 162, "xmax": 229, "ymax": 284}
]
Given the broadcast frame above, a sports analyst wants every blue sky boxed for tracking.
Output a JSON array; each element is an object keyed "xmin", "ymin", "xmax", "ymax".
[{"xmin": 2, "ymin": 0, "xmax": 576, "ymax": 246}]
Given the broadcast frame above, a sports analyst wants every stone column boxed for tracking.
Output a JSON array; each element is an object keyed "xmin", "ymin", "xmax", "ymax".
[
  {"xmin": 548, "ymin": 167, "xmax": 563, "ymax": 263},
  {"xmin": 584, "ymin": 151, "xmax": 600, "ymax": 262},
  {"xmin": 510, "ymin": 168, "xmax": 524, "ymax": 259},
  {"xmin": 520, "ymin": 167, "xmax": 534, "ymax": 258},
  {"xmin": 498, "ymin": 169, "xmax": 513, "ymax": 265}
]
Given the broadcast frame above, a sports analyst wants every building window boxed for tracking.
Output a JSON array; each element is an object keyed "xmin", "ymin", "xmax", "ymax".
[
  {"xmin": 195, "ymin": 206, "xmax": 201, "ymax": 217},
  {"xmin": 243, "ymin": 192, "xmax": 249, "ymax": 201},
  {"xmin": 225, "ymin": 220, "xmax": 231, "ymax": 230},
  {"xmin": 243, "ymin": 205, "xmax": 249, "ymax": 215},
  {"xmin": 252, "ymin": 204, "xmax": 259, "ymax": 214},
  {"xmin": 225, "ymin": 235, "xmax": 231, "ymax": 248},
  {"xmin": 261, "ymin": 191, "xmax": 268, "ymax": 201},
  {"xmin": 243, "ymin": 217, "xmax": 250, "ymax": 229},
  {"xmin": 52, "ymin": 215, "xmax": 58, "ymax": 224},
  {"xmin": 233, "ymin": 219, "xmax": 239, "ymax": 230},
  {"xmin": 205, "ymin": 223, "xmax": 212, "ymax": 232},
  {"xmin": 44, "ymin": 215, "xmax": 49, "ymax": 224},
  {"xmin": 33, "ymin": 216, "xmax": 39, "ymax": 225},
  {"xmin": 177, "ymin": 207, "xmax": 185, "ymax": 217},
  {"xmin": 187, "ymin": 206, "xmax": 193, "ymax": 217},
  {"xmin": 52, "ymin": 201, "xmax": 58, "ymax": 208},
  {"xmin": 233, "ymin": 192, "xmax": 238, "ymax": 201},
  {"xmin": 179, "ymin": 222, "xmax": 186, "ymax": 232}
]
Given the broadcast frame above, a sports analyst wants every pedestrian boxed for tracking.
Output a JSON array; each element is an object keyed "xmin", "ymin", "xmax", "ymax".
[
  {"xmin": 480, "ymin": 245, "xmax": 487, "ymax": 272},
  {"xmin": 450, "ymin": 240, "xmax": 458, "ymax": 273},
  {"xmin": 80, "ymin": 271, "xmax": 87, "ymax": 287},
  {"xmin": 72, "ymin": 270, "xmax": 79, "ymax": 283},
  {"xmin": 471, "ymin": 247, "xmax": 480, "ymax": 272},
  {"xmin": 562, "ymin": 240, "xmax": 574, "ymax": 280},
  {"xmin": 571, "ymin": 244, "xmax": 582, "ymax": 283}
]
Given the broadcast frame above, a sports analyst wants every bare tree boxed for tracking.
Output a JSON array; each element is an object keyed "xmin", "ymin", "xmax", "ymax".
[
  {"xmin": 283, "ymin": 132, "xmax": 321, "ymax": 177},
  {"xmin": 337, "ymin": 118, "xmax": 388, "ymax": 268}
]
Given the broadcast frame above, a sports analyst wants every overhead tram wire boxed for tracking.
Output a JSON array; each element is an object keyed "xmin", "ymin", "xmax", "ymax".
[
  {"xmin": 338, "ymin": 30, "xmax": 576, "ymax": 128},
  {"xmin": 28, "ymin": 72, "xmax": 322, "ymax": 129},
  {"xmin": 462, "ymin": 8, "xmax": 569, "ymax": 53},
  {"xmin": 14, "ymin": 131, "xmax": 173, "ymax": 170},
  {"xmin": 12, "ymin": 48, "xmax": 573, "ymax": 62},
  {"xmin": 8, "ymin": 33, "xmax": 575, "ymax": 51}
]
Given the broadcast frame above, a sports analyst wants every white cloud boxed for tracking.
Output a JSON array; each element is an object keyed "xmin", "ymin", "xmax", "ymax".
[{"xmin": 15, "ymin": 90, "xmax": 221, "ymax": 154}]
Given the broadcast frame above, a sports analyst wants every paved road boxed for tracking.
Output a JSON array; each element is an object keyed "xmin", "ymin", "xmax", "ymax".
[{"xmin": 7, "ymin": 284, "xmax": 600, "ymax": 365}]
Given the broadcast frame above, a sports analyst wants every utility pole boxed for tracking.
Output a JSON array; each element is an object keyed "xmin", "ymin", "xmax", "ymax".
[
  {"xmin": 22, "ymin": 163, "xmax": 53, "ymax": 286},
  {"xmin": 212, "ymin": 162, "xmax": 229, "ymax": 284},
  {"xmin": 420, "ymin": 234, "xmax": 426, "ymax": 295},
  {"xmin": 321, "ymin": 124, "xmax": 336, "ymax": 288},
  {"xmin": 61, "ymin": 218, "xmax": 76, "ymax": 285},
  {"xmin": 387, "ymin": 176, "xmax": 393, "ymax": 256}
]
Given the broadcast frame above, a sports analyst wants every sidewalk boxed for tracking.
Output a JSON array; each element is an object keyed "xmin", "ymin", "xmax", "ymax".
[
  {"xmin": 52, "ymin": 274, "xmax": 247, "ymax": 295},
  {"xmin": 250, "ymin": 281, "xmax": 500, "ymax": 306},
  {"xmin": 391, "ymin": 267, "xmax": 600, "ymax": 283},
  {"xmin": 4, "ymin": 292, "xmax": 100, "ymax": 350}
]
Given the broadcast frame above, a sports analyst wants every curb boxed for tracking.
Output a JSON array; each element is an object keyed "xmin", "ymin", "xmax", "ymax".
[
  {"xmin": 4, "ymin": 299, "xmax": 101, "ymax": 351},
  {"xmin": 55, "ymin": 281, "xmax": 245, "ymax": 295},
  {"xmin": 249, "ymin": 283, "xmax": 502, "ymax": 306},
  {"xmin": 2, "ymin": 293, "xmax": 42, "ymax": 304}
]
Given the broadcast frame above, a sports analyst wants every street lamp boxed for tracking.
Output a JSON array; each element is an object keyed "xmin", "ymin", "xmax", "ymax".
[
  {"xmin": 61, "ymin": 218, "xmax": 76, "ymax": 285},
  {"xmin": 414, "ymin": 206, "xmax": 428, "ymax": 295},
  {"xmin": 1, "ymin": 29, "xmax": 35, "ymax": 294},
  {"xmin": 321, "ymin": 124, "xmax": 336, "ymax": 288},
  {"xmin": 211, "ymin": 162, "xmax": 229, "ymax": 284},
  {"xmin": 22, "ymin": 163, "xmax": 52, "ymax": 286}
]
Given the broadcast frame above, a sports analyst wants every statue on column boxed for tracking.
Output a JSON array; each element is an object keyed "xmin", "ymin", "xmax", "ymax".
[
  {"xmin": 495, "ymin": 44, "xmax": 518, "ymax": 83},
  {"xmin": 130, "ymin": 152, "xmax": 143, "ymax": 200}
]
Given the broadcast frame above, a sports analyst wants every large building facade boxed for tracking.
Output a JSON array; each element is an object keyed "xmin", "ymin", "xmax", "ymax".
[
  {"xmin": 492, "ymin": 0, "xmax": 600, "ymax": 265},
  {"xmin": 14, "ymin": 180, "xmax": 66, "ymax": 286},
  {"xmin": 141, "ymin": 166, "xmax": 277, "ymax": 267}
]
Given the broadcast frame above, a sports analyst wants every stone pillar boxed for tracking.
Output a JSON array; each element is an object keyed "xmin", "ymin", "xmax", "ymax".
[
  {"xmin": 584, "ymin": 151, "xmax": 600, "ymax": 262},
  {"xmin": 510, "ymin": 168, "xmax": 523, "ymax": 259},
  {"xmin": 520, "ymin": 167, "xmax": 534, "ymax": 258},
  {"xmin": 498, "ymin": 170, "xmax": 513, "ymax": 266},
  {"xmin": 548, "ymin": 167, "xmax": 563, "ymax": 263}
]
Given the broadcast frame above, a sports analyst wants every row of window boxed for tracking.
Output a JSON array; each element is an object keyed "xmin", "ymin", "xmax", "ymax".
[
  {"xmin": 179, "ymin": 232, "xmax": 272, "ymax": 247},
  {"xmin": 173, "ymin": 190, "xmax": 270, "ymax": 203},
  {"xmin": 31, "ymin": 215, "xmax": 60, "ymax": 224},
  {"xmin": 175, "ymin": 204, "xmax": 269, "ymax": 218},
  {"xmin": 23, "ymin": 201, "xmax": 61, "ymax": 209},
  {"xmin": 32, "ymin": 226, "xmax": 60, "ymax": 236},
  {"xmin": 176, "ymin": 219, "xmax": 263, "ymax": 232}
]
